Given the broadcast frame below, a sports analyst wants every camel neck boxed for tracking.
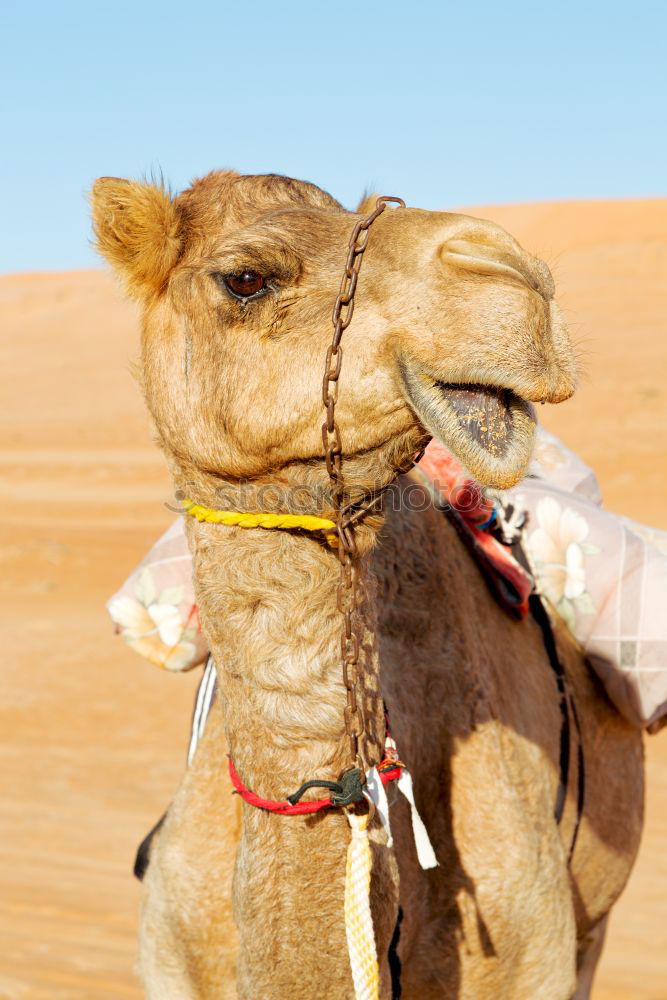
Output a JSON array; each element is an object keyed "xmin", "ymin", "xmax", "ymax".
[
  {"xmin": 182, "ymin": 517, "xmax": 395, "ymax": 997},
  {"xmin": 184, "ymin": 516, "xmax": 385, "ymax": 799}
]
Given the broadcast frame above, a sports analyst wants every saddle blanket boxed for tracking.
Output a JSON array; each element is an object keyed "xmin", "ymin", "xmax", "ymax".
[{"xmin": 107, "ymin": 428, "xmax": 667, "ymax": 729}]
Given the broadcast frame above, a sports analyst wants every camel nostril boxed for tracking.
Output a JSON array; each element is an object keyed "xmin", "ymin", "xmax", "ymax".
[{"xmin": 439, "ymin": 239, "xmax": 547, "ymax": 295}]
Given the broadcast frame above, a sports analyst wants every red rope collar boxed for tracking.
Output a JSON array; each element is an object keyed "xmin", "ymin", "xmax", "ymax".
[{"xmin": 228, "ymin": 757, "xmax": 403, "ymax": 816}]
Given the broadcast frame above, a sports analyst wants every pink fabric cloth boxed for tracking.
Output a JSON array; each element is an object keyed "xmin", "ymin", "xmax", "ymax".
[{"xmin": 417, "ymin": 440, "xmax": 532, "ymax": 618}]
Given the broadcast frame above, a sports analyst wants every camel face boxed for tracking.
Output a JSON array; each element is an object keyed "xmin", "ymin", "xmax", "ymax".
[{"xmin": 93, "ymin": 171, "xmax": 576, "ymax": 490}]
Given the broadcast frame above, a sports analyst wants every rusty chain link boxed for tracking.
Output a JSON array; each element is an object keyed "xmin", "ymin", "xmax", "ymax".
[{"xmin": 321, "ymin": 195, "xmax": 407, "ymax": 775}]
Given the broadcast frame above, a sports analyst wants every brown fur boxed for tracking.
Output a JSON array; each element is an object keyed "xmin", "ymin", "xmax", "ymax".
[{"xmin": 91, "ymin": 171, "xmax": 643, "ymax": 999}]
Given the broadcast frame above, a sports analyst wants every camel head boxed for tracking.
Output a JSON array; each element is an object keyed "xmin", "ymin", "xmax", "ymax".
[{"xmin": 91, "ymin": 171, "xmax": 576, "ymax": 496}]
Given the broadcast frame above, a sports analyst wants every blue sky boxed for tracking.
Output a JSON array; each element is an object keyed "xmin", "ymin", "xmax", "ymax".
[{"xmin": 2, "ymin": 0, "xmax": 665, "ymax": 272}]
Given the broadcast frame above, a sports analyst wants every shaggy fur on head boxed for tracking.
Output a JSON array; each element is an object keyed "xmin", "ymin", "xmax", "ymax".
[{"xmin": 91, "ymin": 170, "xmax": 643, "ymax": 999}]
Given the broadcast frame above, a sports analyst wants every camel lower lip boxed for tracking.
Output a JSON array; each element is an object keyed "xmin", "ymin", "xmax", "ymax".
[{"xmin": 398, "ymin": 362, "xmax": 537, "ymax": 488}]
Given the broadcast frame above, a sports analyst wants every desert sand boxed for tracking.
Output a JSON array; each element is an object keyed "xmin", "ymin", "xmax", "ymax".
[{"xmin": 1, "ymin": 197, "xmax": 665, "ymax": 999}]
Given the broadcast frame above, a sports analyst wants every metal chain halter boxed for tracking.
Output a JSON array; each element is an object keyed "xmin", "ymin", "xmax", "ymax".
[
  {"xmin": 231, "ymin": 193, "xmax": 422, "ymax": 812},
  {"xmin": 321, "ymin": 196, "xmax": 406, "ymax": 787}
]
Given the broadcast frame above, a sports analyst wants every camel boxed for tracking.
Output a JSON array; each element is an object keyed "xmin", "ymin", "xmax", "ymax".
[{"xmin": 91, "ymin": 171, "xmax": 644, "ymax": 1000}]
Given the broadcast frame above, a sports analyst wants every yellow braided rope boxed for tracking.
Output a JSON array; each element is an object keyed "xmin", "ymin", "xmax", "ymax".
[
  {"xmin": 182, "ymin": 500, "xmax": 338, "ymax": 546},
  {"xmin": 345, "ymin": 811, "xmax": 380, "ymax": 1000}
]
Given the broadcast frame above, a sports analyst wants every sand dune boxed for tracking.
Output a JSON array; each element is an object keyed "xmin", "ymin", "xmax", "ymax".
[{"xmin": 1, "ymin": 198, "xmax": 665, "ymax": 998}]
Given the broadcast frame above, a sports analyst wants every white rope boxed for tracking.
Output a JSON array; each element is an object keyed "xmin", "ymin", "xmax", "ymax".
[
  {"xmin": 344, "ymin": 810, "xmax": 380, "ymax": 1000},
  {"xmin": 396, "ymin": 769, "xmax": 439, "ymax": 870},
  {"xmin": 365, "ymin": 766, "xmax": 439, "ymax": 870},
  {"xmin": 187, "ymin": 658, "xmax": 217, "ymax": 765}
]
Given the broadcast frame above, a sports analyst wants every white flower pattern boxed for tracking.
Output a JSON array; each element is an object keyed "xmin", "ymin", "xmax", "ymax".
[
  {"xmin": 528, "ymin": 496, "xmax": 599, "ymax": 631},
  {"xmin": 108, "ymin": 568, "xmax": 198, "ymax": 671}
]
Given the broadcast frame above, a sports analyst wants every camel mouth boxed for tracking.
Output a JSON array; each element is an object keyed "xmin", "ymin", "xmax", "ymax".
[{"xmin": 398, "ymin": 361, "xmax": 536, "ymax": 489}]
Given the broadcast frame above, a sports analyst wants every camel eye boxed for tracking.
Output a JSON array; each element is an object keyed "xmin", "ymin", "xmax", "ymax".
[{"xmin": 223, "ymin": 270, "xmax": 267, "ymax": 300}]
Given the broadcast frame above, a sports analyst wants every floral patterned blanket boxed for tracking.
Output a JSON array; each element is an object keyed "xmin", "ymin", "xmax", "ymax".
[
  {"xmin": 513, "ymin": 432, "xmax": 667, "ymax": 729},
  {"xmin": 108, "ymin": 429, "xmax": 667, "ymax": 728}
]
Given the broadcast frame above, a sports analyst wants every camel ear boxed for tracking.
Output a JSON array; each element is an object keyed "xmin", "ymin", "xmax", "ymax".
[
  {"xmin": 356, "ymin": 191, "xmax": 379, "ymax": 215},
  {"xmin": 91, "ymin": 177, "xmax": 183, "ymax": 300}
]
